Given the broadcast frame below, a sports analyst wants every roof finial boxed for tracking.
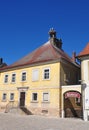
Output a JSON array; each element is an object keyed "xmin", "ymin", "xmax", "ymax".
[{"xmin": 49, "ymin": 28, "xmax": 56, "ymax": 38}]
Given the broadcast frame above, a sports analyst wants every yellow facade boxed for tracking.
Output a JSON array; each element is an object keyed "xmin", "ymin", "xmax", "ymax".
[
  {"xmin": 0, "ymin": 62, "xmax": 61, "ymax": 116},
  {"xmin": 0, "ymin": 60, "xmax": 81, "ymax": 117}
]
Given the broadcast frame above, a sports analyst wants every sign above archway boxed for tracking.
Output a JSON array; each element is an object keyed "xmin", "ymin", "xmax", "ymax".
[{"xmin": 65, "ymin": 91, "xmax": 80, "ymax": 99}]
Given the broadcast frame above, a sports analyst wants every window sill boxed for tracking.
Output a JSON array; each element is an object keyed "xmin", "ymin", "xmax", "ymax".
[
  {"xmin": 43, "ymin": 79, "xmax": 50, "ymax": 81},
  {"xmin": 2, "ymin": 100, "xmax": 7, "ymax": 102},
  {"xmin": 32, "ymin": 80, "xmax": 39, "ymax": 82},
  {"xmin": 31, "ymin": 101, "xmax": 39, "ymax": 103},
  {"xmin": 20, "ymin": 81, "xmax": 27, "ymax": 83},
  {"xmin": 9, "ymin": 100, "xmax": 14, "ymax": 102},
  {"xmin": 41, "ymin": 101, "xmax": 50, "ymax": 103},
  {"xmin": 3, "ymin": 83, "xmax": 8, "ymax": 84},
  {"xmin": 10, "ymin": 82, "xmax": 16, "ymax": 84}
]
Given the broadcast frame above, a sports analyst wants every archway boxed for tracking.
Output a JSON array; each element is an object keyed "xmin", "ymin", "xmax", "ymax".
[{"xmin": 64, "ymin": 91, "xmax": 83, "ymax": 118}]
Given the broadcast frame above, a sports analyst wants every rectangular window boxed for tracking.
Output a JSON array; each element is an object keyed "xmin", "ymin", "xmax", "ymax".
[
  {"xmin": 10, "ymin": 93, "xmax": 14, "ymax": 101},
  {"xmin": 2, "ymin": 93, "xmax": 7, "ymax": 101},
  {"xmin": 75, "ymin": 97, "xmax": 81, "ymax": 106},
  {"xmin": 43, "ymin": 93, "xmax": 49, "ymax": 102},
  {"xmin": 4, "ymin": 74, "xmax": 8, "ymax": 83},
  {"xmin": 75, "ymin": 97, "xmax": 80, "ymax": 103},
  {"xmin": 32, "ymin": 93, "xmax": 38, "ymax": 101},
  {"xmin": 11, "ymin": 73, "xmax": 16, "ymax": 83},
  {"xmin": 21, "ymin": 72, "xmax": 26, "ymax": 81},
  {"xmin": 32, "ymin": 69, "xmax": 39, "ymax": 81},
  {"xmin": 43, "ymin": 68, "xmax": 50, "ymax": 80}
]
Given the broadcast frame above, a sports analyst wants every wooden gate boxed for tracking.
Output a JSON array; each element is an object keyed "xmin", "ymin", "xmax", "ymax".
[{"xmin": 64, "ymin": 91, "xmax": 83, "ymax": 118}]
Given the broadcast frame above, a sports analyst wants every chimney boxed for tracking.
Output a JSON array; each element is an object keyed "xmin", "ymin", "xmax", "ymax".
[
  {"xmin": 0, "ymin": 58, "xmax": 3, "ymax": 65},
  {"xmin": 48, "ymin": 28, "xmax": 62, "ymax": 49},
  {"xmin": 49, "ymin": 28, "xmax": 56, "ymax": 38},
  {"xmin": 72, "ymin": 52, "xmax": 76, "ymax": 62}
]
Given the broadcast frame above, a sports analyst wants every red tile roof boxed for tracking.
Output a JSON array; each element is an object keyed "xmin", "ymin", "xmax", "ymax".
[
  {"xmin": 77, "ymin": 42, "xmax": 89, "ymax": 58},
  {"xmin": 0, "ymin": 40, "xmax": 79, "ymax": 71}
]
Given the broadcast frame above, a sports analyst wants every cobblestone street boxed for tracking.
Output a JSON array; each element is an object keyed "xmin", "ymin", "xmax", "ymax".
[{"xmin": 0, "ymin": 113, "xmax": 89, "ymax": 130}]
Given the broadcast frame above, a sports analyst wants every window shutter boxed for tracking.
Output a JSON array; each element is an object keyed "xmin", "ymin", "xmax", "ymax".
[
  {"xmin": 43, "ymin": 93, "xmax": 49, "ymax": 101},
  {"xmin": 32, "ymin": 69, "xmax": 39, "ymax": 81}
]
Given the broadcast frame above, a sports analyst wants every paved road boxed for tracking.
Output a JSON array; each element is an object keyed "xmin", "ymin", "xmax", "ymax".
[{"xmin": 0, "ymin": 113, "xmax": 89, "ymax": 130}]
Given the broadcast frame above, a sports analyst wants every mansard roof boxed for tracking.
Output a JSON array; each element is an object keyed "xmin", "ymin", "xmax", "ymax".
[
  {"xmin": 0, "ymin": 39, "xmax": 79, "ymax": 71},
  {"xmin": 77, "ymin": 42, "xmax": 89, "ymax": 58}
]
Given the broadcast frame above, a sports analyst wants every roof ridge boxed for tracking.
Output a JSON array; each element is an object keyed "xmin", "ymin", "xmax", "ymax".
[{"xmin": 52, "ymin": 43, "xmax": 72, "ymax": 60}]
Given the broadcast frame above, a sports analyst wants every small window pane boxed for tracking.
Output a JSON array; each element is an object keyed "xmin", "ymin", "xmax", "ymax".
[
  {"xmin": 75, "ymin": 97, "xmax": 80, "ymax": 103},
  {"xmin": 32, "ymin": 93, "xmax": 37, "ymax": 101},
  {"xmin": 10, "ymin": 93, "xmax": 14, "ymax": 101},
  {"xmin": 22, "ymin": 72, "xmax": 26, "ymax": 81},
  {"xmin": 2, "ymin": 93, "xmax": 7, "ymax": 101},
  {"xmin": 44, "ymin": 69, "xmax": 49, "ymax": 79},
  {"xmin": 43, "ymin": 93, "xmax": 49, "ymax": 101},
  {"xmin": 12, "ymin": 74, "xmax": 16, "ymax": 82},
  {"xmin": 4, "ymin": 75, "xmax": 8, "ymax": 83}
]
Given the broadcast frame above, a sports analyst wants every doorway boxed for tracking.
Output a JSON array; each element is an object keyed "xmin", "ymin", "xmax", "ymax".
[
  {"xmin": 64, "ymin": 91, "xmax": 82, "ymax": 118},
  {"xmin": 20, "ymin": 92, "xmax": 25, "ymax": 107}
]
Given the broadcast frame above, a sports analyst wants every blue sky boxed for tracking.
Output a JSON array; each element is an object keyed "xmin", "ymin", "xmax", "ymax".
[{"xmin": 0, "ymin": 0, "xmax": 89, "ymax": 65}]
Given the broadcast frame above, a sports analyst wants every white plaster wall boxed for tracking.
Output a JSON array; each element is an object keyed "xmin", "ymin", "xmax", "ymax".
[
  {"xmin": 81, "ymin": 59, "xmax": 89, "ymax": 85},
  {"xmin": 81, "ymin": 59, "xmax": 89, "ymax": 119}
]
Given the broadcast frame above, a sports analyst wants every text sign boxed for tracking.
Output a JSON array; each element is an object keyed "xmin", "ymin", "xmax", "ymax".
[{"xmin": 65, "ymin": 92, "xmax": 80, "ymax": 99}]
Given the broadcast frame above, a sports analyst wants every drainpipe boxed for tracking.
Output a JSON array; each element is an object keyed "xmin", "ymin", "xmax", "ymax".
[
  {"xmin": 81, "ymin": 83, "xmax": 88, "ymax": 121},
  {"xmin": 59, "ymin": 63, "xmax": 62, "ymax": 118}
]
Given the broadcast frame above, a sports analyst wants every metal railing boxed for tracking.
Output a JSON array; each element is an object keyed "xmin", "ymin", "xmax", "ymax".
[{"xmin": 5, "ymin": 101, "xmax": 19, "ymax": 113}]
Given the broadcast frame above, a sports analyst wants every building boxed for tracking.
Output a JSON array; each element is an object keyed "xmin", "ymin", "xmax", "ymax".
[
  {"xmin": 77, "ymin": 42, "xmax": 89, "ymax": 121},
  {"xmin": 0, "ymin": 29, "xmax": 82, "ymax": 117}
]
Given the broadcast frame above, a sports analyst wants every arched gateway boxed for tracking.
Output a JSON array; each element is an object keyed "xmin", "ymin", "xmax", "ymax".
[{"xmin": 64, "ymin": 91, "xmax": 83, "ymax": 118}]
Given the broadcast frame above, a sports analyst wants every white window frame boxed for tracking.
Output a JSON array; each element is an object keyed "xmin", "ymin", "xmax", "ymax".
[
  {"xmin": 2, "ymin": 93, "xmax": 7, "ymax": 101},
  {"xmin": 10, "ymin": 93, "xmax": 14, "ymax": 101},
  {"xmin": 43, "ymin": 68, "xmax": 50, "ymax": 80},
  {"xmin": 32, "ymin": 93, "xmax": 38, "ymax": 102},
  {"xmin": 11, "ymin": 73, "xmax": 16, "ymax": 83},
  {"xmin": 21, "ymin": 71, "xmax": 27, "ymax": 82},
  {"xmin": 43, "ymin": 92, "xmax": 50, "ymax": 102},
  {"xmin": 4, "ymin": 74, "xmax": 9, "ymax": 83},
  {"xmin": 32, "ymin": 69, "xmax": 39, "ymax": 81}
]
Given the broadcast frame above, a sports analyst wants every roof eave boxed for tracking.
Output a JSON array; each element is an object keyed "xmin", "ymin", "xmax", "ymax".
[
  {"xmin": 0, "ymin": 59, "xmax": 61, "ymax": 72},
  {"xmin": 76, "ymin": 54, "xmax": 89, "ymax": 60}
]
